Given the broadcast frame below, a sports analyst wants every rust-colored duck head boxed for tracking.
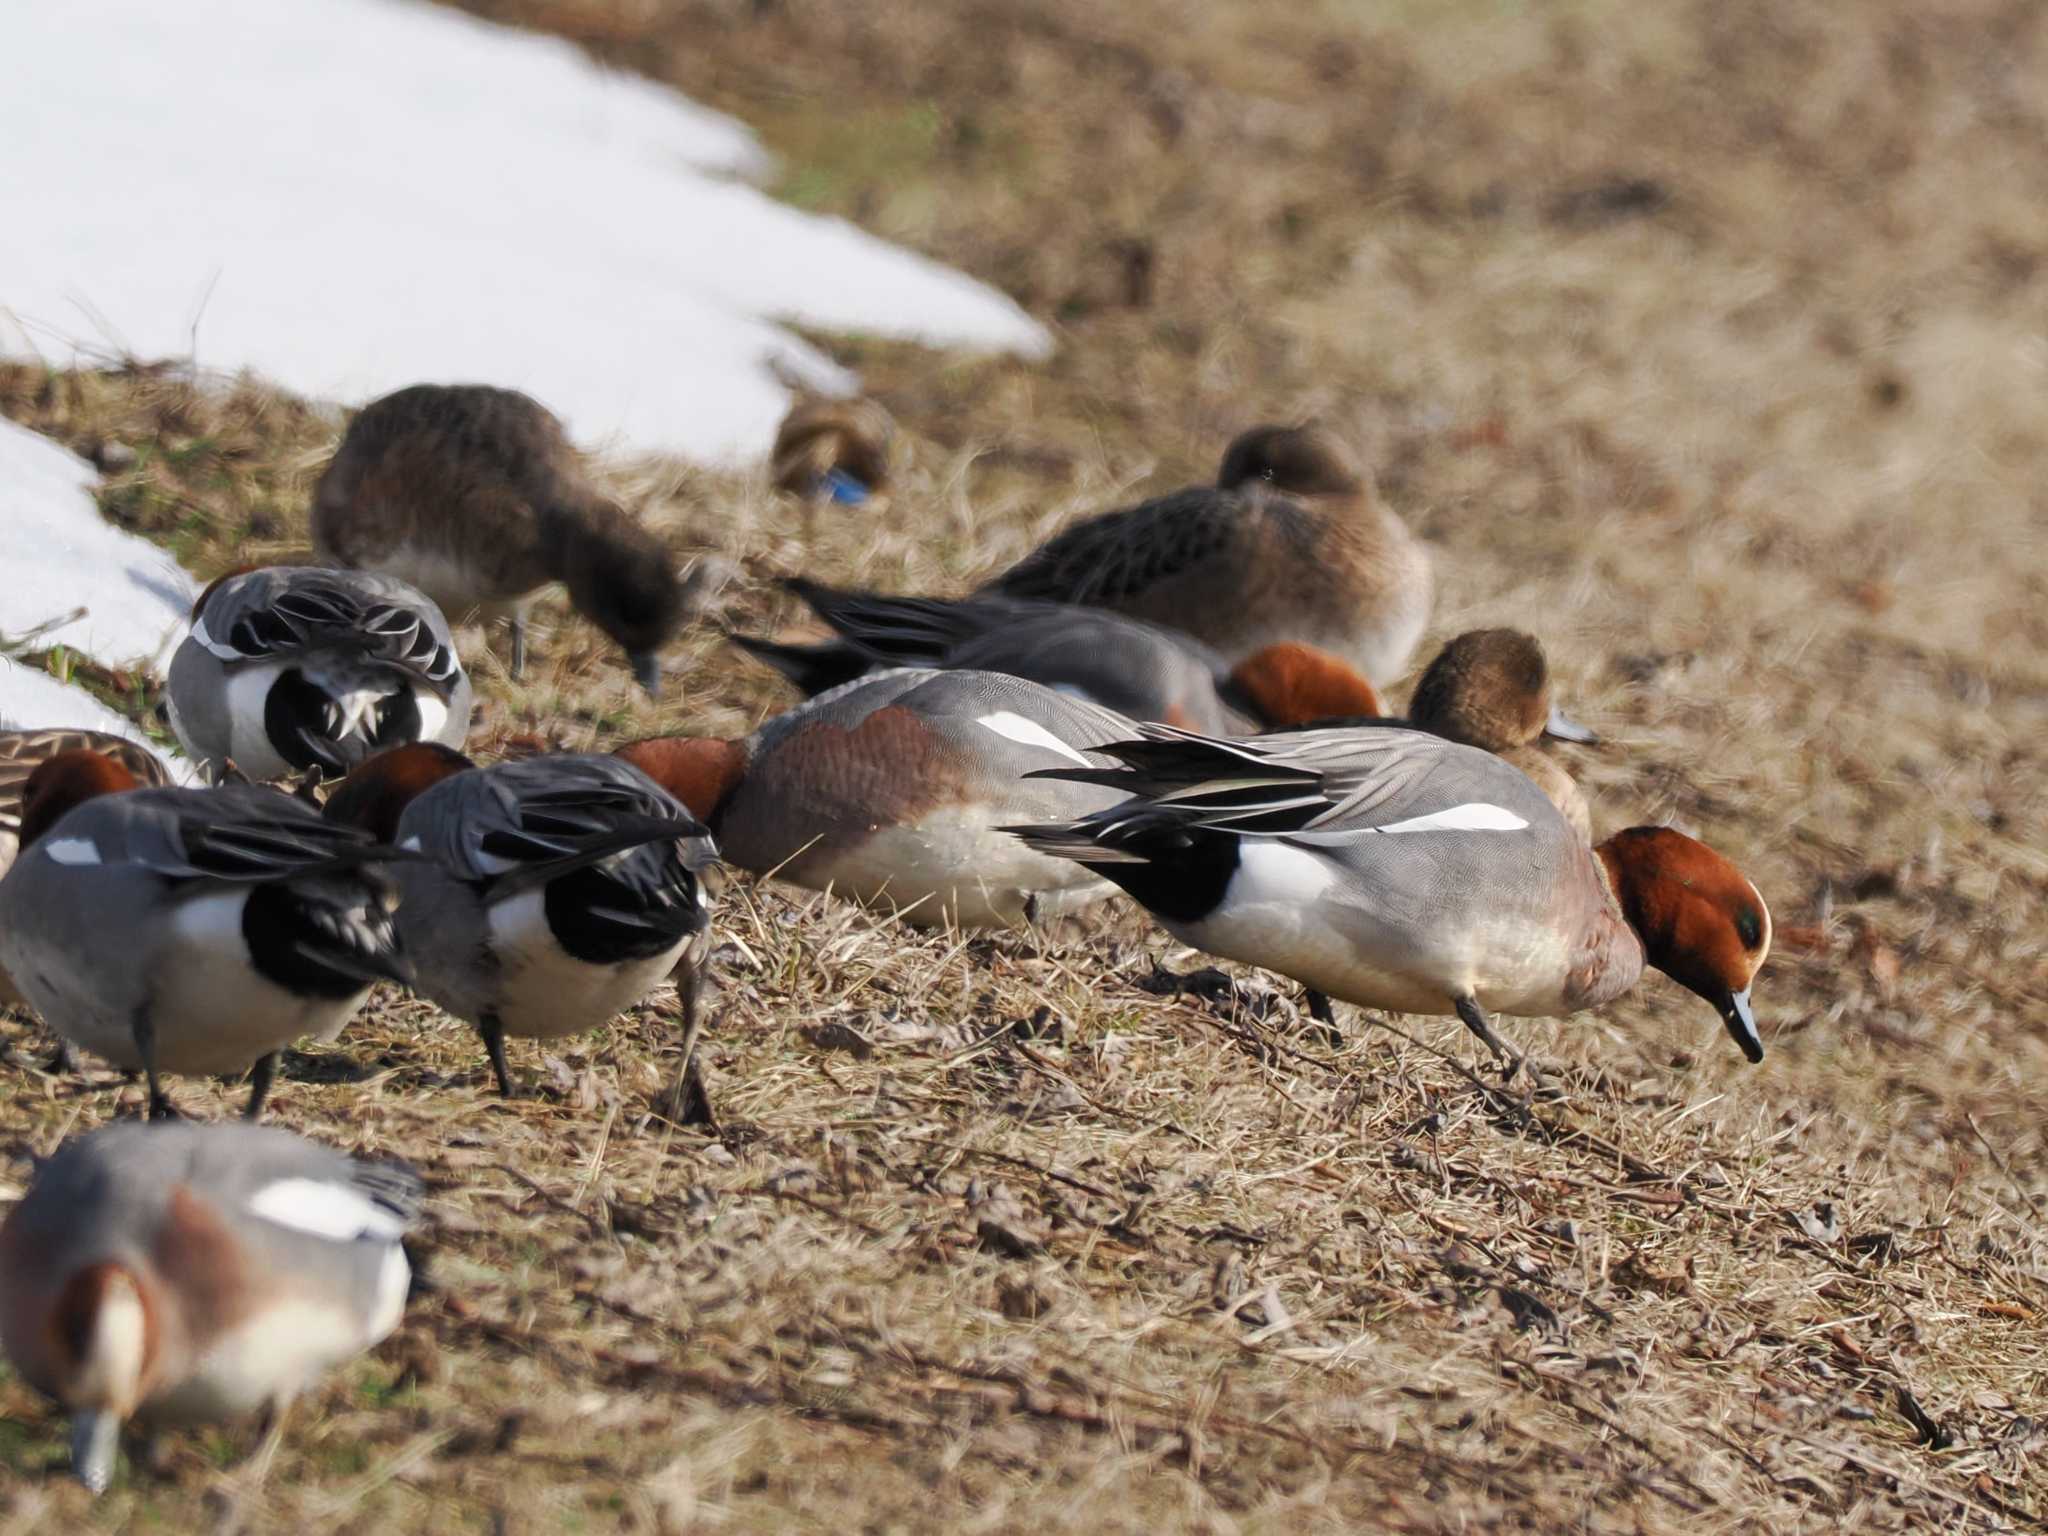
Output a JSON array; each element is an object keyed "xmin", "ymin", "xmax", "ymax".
[
  {"xmin": 320, "ymin": 742, "xmax": 475, "ymax": 842},
  {"xmin": 1596, "ymin": 826, "xmax": 1772, "ymax": 1062},
  {"xmin": 1215, "ymin": 424, "xmax": 1363, "ymax": 499},
  {"xmin": 612, "ymin": 736, "xmax": 747, "ymax": 824},
  {"xmin": 1224, "ymin": 643, "xmax": 1386, "ymax": 727},
  {"xmin": 17, "ymin": 750, "xmax": 145, "ymax": 850}
]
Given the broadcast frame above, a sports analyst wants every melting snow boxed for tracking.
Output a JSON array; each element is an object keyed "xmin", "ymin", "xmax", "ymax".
[{"xmin": 0, "ymin": 0, "xmax": 1051, "ymax": 463}]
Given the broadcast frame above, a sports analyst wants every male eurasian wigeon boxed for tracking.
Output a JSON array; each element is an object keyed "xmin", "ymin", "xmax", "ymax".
[
  {"xmin": 165, "ymin": 566, "xmax": 471, "ymax": 783},
  {"xmin": 0, "ymin": 731, "xmax": 174, "ymax": 1012},
  {"xmin": 616, "ymin": 669, "xmax": 1133, "ymax": 929},
  {"xmin": 323, "ymin": 747, "xmax": 716, "ymax": 1103},
  {"xmin": 0, "ymin": 1119, "xmax": 421, "ymax": 1493},
  {"xmin": 981, "ymin": 424, "xmax": 1433, "ymax": 686},
  {"xmin": 1007, "ymin": 723, "xmax": 1771, "ymax": 1072},
  {"xmin": 1405, "ymin": 628, "xmax": 1598, "ymax": 841},
  {"xmin": 770, "ymin": 395, "xmax": 895, "ymax": 505},
  {"xmin": 730, "ymin": 579, "xmax": 1386, "ymax": 734},
  {"xmin": 311, "ymin": 383, "xmax": 692, "ymax": 694},
  {"xmin": 0, "ymin": 749, "xmax": 410, "ymax": 1118}
]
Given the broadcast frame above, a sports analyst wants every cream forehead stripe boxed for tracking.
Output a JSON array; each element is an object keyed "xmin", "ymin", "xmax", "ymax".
[{"xmin": 975, "ymin": 712, "xmax": 1093, "ymax": 766}]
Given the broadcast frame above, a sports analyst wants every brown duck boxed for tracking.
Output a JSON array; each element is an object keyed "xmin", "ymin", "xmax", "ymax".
[
  {"xmin": 982, "ymin": 424, "xmax": 1433, "ymax": 686},
  {"xmin": 311, "ymin": 384, "xmax": 688, "ymax": 695}
]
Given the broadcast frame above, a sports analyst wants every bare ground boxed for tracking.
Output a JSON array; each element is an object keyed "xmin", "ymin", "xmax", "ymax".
[{"xmin": 1, "ymin": 0, "xmax": 2045, "ymax": 1530}]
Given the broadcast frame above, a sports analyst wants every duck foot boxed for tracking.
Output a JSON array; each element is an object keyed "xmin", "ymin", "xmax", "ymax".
[
  {"xmin": 479, "ymin": 1018, "xmax": 522, "ymax": 1098},
  {"xmin": 1302, "ymin": 990, "xmax": 1344, "ymax": 1049},
  {"xmin": 242, "ymin": 1052, "xmax": 279, "ymax": 1121}
]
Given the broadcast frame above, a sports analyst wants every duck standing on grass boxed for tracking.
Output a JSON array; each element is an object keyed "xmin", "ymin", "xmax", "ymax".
[
  {"xmin": 0, "ymin": 748, "xmax": 411, "ymax": 1118},
  {"xmin": 312, "ymin": 383, "xmax": 692, "ymax": 695},
  {"xmin": 0, "ymin": 1119, "xmax": 422, "ymax": 1495},
  {"xmin": 324, "ymin": 746, "xmax": 718, "ymax": 1112},
  {"xmin": 1006, "ymin": 723, "xmax": 1770, "ymax": 1078},
  {"xmin": 982, "ymin": 424, "xmax": 1434, "ymax": 687},
  {"xmin": 617, "ymin": 668, "xmax": 1135, "ymax": 930},
  {"xmin": 166, "ymin": 565, "xmax": 471, "ymax": 783}
]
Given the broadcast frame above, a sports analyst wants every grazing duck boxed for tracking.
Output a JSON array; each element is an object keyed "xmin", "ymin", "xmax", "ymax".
[
  {"xmin": 0, "ymin": 1119, "xmax": 420, "ymax": 1494},
  {"xmin": 1006, "ymin": 724, "xmax": 1770, "ymax": 1072},
  {"xmin": 310, "ymin": 383, "xmax": 689, "ymax": 694},
  {"xmin": 616, "ymin": 669, "xmax": 1134, "ymax": 929},
  {"xmin": 0, "ymin": 748, "xmax": 409, "ymax": 1118},
  {"xmin": 981, "ymin": 424, "xmax": 1433, "ymax": 686},
  {"xmin": 323, "ymin": 747, "xmax": 716, "ymax": 1104},
  {"xmin": 165, "ymin": 566, "xmax": 470, "ymax": 783},
  {"xmin": 770, "ymin": 395, "xmax": 895, "ymax": 504},
  {"xmin": 1406, "ymin": 628, "xmax": 1598, "ymax": 840},
  {"xmin": 729, "ymin": 580, "xmax": 1384, "ymax": 733},
  {"xmin": 0, "ymin": 730, "xmax": 174, "ymax": 1012}
]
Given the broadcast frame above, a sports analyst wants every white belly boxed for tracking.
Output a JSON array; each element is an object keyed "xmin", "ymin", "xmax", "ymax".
[
  {"xmin": 143, "ymin": 1288, "xmax": 395, "ymax": 1423},
  {"xmin": 1171, "ymin": 843, "xmax": 1577, "ymax": 1018},
  {"xmin": 804, "ymin": 810, "xmax": 1115, "ymax": 928},
  {"xmin": 55, "ymin": 892, "xmax": 368, "ymax": 1073},
  {"xmin": 485, "ymin": 888, "xmax": 687, "ymax": 1039}
]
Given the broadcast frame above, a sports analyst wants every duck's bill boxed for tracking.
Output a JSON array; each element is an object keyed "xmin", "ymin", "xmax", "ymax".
[
  {"xmin": 1718, "ymin": 987, "xmax": 1763, "ymax": 1063},
  {"xmin": 71, "ymin": 1408, "xmax": 120, "ymax": 1494},
  {"xmin": 1542, "ymin": 705, "xmax": 1600, "ymax": 744},
  {"xmin": 629, "ymin": 652, "xmax": 664, "ymax": 699}
]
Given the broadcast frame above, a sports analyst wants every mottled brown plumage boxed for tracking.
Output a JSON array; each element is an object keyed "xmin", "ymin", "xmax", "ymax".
[
  {"xmin": 984, "ymin": 424, "xmax": 1433, "ymax": 684},
  {"xmin": 770, "ymin": 396, "xmax": 895, "ymax": 498},
  {"xmin": 311, "ymin": 384, "xmax": 686, "ymax": 693}
]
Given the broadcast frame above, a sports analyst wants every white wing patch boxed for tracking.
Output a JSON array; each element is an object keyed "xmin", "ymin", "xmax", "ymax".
[
  {"xmin": 1366, "ymin": 802, "xmax": 1529, "ymax": 836},
  {"xmin": 975, "ymin": 712, "xmax": 1092, "ymax": 766},
  {"xmin": 44, "ymin": 837, "xmax": 102, "ymax": 866},
  {"xmin": 247, "ymin": 1178, "xmax": 408, "ymax": 1242},
  {"xmin": 398, "ymin": 835, "xmax": 423, "ymax": 852}
]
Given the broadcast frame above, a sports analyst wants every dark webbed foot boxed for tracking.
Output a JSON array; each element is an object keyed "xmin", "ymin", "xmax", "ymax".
[{"xmin": 480, "ymin": 1017, "xmax": 521, "ymax": 1098}]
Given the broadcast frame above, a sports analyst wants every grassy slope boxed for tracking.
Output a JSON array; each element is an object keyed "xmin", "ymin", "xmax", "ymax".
[{"xmin": 2, "ymin": 0, "xmax": 2046, "ymax": 1530}]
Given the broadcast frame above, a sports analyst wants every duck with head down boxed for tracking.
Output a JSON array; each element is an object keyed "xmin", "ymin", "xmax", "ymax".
[
  {"xmin": 312, "ymin": 383, "xmax": 694, "ymax": 695},
  {"xmin": 0, "ymin": 748, "xmax": 411, "ymax": 1119},
  {"xmin": 324, "ymin": 744, "xmax": 718, "ymax": 1111},
  {"xmin": 1006, "ymin": 722, "xmax": 1771, "ymax": 1077},
  {"xmin": 982, "ymin": 423, "xmax": 1433, "ymax": 687}
]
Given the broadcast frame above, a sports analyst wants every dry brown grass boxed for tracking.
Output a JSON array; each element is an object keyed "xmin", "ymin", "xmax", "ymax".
[{"xmin": 3, "ymin": 0, "xmax": 2048, "ymax": 1530}]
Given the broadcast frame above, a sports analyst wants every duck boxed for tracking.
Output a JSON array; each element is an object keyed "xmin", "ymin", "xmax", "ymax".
[
  {"xmin": 311, "ymin": 383, "xmax": 691, "ymax": 695},
  {"xmin": 1405, "ymin": 628, "xmax": 1598, "ymax": 841},
  {"xmin": 980, "ymin": 424, "xmax": 1433, "ymax": 686},
  {"xmin": 0, "ymin": 730, "xmax": 175, "ymax": 1012},
  {"xmin": 165, "ymin": 566, "xmax": 471, "ymax": 783},
  {"xmin": 615, "ymin": 668, "xmax": 1135, "ymax": 929},
  {"xmin": 0, "ymin": 748, "xmax": 410, "ymax": 1118},
  {"xmin": 770, "ymin": 395, "xmax": 895, "ymax": 505},
  {"xmin": 0, "ymin": 1118, "xmax": 420, "ymax": 1494},
  {"xmin": 729, "ymin": 579, "xmax": 1386, "ymax": 733},
  {"xmin": 1004, "ymin": 723, "xmax": 1771, "ymax": 1073},
  {"xmin": 322, "ymin": 746, "xmax": 717, "ymax": 1105}
]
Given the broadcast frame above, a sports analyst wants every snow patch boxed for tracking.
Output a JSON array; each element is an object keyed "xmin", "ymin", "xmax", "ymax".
[
  {"xmin": 0, "ymin": 0, "xmax": 1052, "ymax": 463},
  {"xmin": 0, "ymin": 419, "xmax": 195, "ymax": 670}
]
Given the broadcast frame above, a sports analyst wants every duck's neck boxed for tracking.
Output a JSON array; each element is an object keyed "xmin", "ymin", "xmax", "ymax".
[{"xmin": 1567, "ymin": 841, "xmax": 1647, "ymax": 1009}]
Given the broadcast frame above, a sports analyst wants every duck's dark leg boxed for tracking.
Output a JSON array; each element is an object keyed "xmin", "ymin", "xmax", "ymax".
[
  {"xmin": 45, "ymin": 1037, "xmax": 80, "ymax": 1076},
  {"xmin": 1304, "ymin": 989, "xmax": 1343, "ymax": 1048},
  {"xmin": 479, "ymin": 1014, "xmax": 520, "ymax": 1098},
  {"xmin": 509, "ymin": 616, "xmax": 528, "ymax": 681},
  {"xmin": 661, "ymin": 965, "xmax": 715, "ymax": 1129},
  {"xmin": 1453, "ymin": 994, "xmax": 1543, "ymax": 1094},
  {"xmin": 242, "ymin": 1052, "xmax": 280, "ymax": 1120},
  {"xmin": 132, "ymin": 1010, "xmax": 179, "ymax": 1120}
]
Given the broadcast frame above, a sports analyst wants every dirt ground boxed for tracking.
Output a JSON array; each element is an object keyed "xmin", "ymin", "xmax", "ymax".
[{"xmin": 2, "ymin": 0, "xmax": 2045, "ymax": 1530}]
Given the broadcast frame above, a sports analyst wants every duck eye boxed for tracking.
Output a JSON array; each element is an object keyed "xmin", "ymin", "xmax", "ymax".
[{"xmin": 1735, "ymin": 909, "xmax": 1762, "ymax": 949}]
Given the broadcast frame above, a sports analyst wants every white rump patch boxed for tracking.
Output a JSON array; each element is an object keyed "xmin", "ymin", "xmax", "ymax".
[
  {"xmin": 43, "ymin": 836, "xmax": 102, "ymax": 866},
  {"xmin": 1234, "ymin": 841, "xmax": 1339, "ymax": 901},
  {"xmin": 975, "ymin": 711, "xmax": 1092, "ymax": 766},
  {"xmin": 247, "ymin": 1178, "xmax": 408, "ymax": 1242},
  {"xmin": 1367, "ymin": 802, "xmax": 1529, "ymax": 836}
]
